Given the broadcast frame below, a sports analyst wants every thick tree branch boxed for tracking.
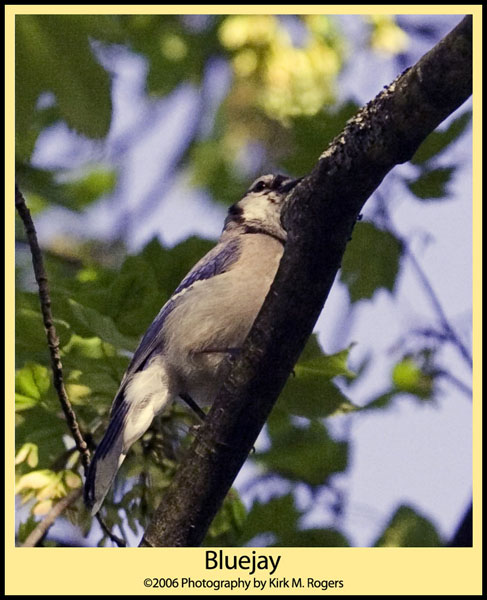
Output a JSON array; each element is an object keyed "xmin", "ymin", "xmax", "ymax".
[{"xmin": 140, "ymin": 16, "xmax": 472, "ymax": 547}]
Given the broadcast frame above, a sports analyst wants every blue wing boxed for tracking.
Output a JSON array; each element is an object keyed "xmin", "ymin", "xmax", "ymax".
[
  {"xmin": 172, "ymin": 236, "xmax": 241, "ymax": 295},
  {"xmin": 109, "ymin": 237, "xmax": 241, "ymax": 415}
]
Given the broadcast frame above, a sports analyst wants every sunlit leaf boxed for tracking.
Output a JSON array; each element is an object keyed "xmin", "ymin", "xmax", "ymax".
[
  {"xmin": 33, "ymin": 499, "xmax": 53, "ymax": 516},
  {"xmin": 219, "ymin": 15, "xmax": 343, "ymax": 122},
  {"xmin": 16, "ymin": 469, "xmax": 54, "ymax": 493},
  {"xmin": 369, "ymin": 15, "xmax": 409, "ymax": 54},
  {"xmin": 15, "ymin": 443, "xmax": 39, "ymax": 468},
  {"xmin": 15, "ymin": 363, "xmax": 50, "ymax": 410},
  {"xmin": 63, "ymin": 471, "xmax": 82, "ymax": 489},
  {"xmin": 392, "ymin": 356, "xmax": 434, "ymax": 400}
]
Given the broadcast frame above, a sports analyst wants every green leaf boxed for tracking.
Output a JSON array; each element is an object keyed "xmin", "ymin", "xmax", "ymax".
[
  {"xmin": 279, "ymin": 379, "xmax": 355, "ymax": 420},
  {"xmin": 67, "ymin": 299, "xmax": 138, "ymax": 351},
  {"xmin": 15, "ymin": 443, "xmax": 39, "ymax": 468},
  {"xmin": 282, "ymin": 528, "xmax": 350, "ymax": 547},
  {"xmin": 141, "ymin": 236, "xmax": 214, "ymax": 299},
  {"xmin": 105, "ymin": 254, "xmax": 163, "ymax": 336},
  {"xmin": 15, "ymin": 363, "xmax": 51, "ymax": 410},
  {"xmin": 257, "ymin": 420, "xmax": 348, "ymax": 486},
  {"xmin": 15, "ymin": 296, "xmax": 72, "ymax": 366},
  {"xmin": 411, "ymin": 111, "xmax": 472, "ymax": 165},
  {"xmin": 281, "ymin": 101, "xmax": 360, "ymax": 174},
  {"xmin": 278, "ymin": 346, "xmax": 357, "ymax": 419},
  {"xmin": 297, "ymin": 333, "xmax": 325, "ymax": 361},
  {"xmin": 392, "ymin": 356, "xmax": 434, "ymax": 400},
  {"xmin": 106, "ymin": 237, "xmax": 214, "ymax": 336},
  {"xmin": 17, "ymin": 515, "xmax": 39, "ymax": 544},
  {"xmin": 374, "ymin": 505, "xmax": 442, "ymax": 547},
  {"xmin": 297, "ymin": 348, "xmax": 355, "ymax": 380},
  {"xmin": 407, "ymin": 166, "xmax": 455, "ymax": 200},
  {"xmin": 340, "ymin": 222, "xmax": 403, "ymax": 302},
  {"xmin": 265, "ymin": 406, "xmax": 292, "ymax": 441},
  {"xmin": 16, "ymin": 469, "xmax": 56, "ymax": 493},
  {"xmin": 204, "ymin": 490, "xmax": 247, "ymax": 546},
  {"xmin": 120, "ymin": 15, "xmax": 223, "ymax": 97},
  {"xmin": 278, "ymin": 348, "xmax": 356, "ymax": 419},
  {"xmin": 62, "ymin": 168, "xmax": 117, "ymax": 210},
  {"xmin": 15, "ymin": 165, "xmax": 117, "ymax": 212},
  {"xmin": 189, "ymin": 138, "xmax": 248, "ymax": 205},
  {"xmin": 361, "ymin": 390, "xmax": 398, "ymax": 411},
  {"xmin": 240, "ymin": 493, "xmax": 301, "ymax": 545},
  {"xmin": 16, "ymin": 406, "xmax": 67, "ymax": 467},
  {"xmin": 16, "ymin": 14, "xmax": 113, "ymax": 156}
]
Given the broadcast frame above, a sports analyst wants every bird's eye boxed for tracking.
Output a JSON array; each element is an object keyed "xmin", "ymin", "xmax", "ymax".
[{"xmin": 253, "ymin": 181, "xmax": 267, "ymax": 193}]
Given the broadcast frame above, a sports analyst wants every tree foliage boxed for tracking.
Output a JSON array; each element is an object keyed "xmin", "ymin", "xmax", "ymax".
[{"xmin": 15, "ymin": 13, "xmax": 471, "ymax": 547}]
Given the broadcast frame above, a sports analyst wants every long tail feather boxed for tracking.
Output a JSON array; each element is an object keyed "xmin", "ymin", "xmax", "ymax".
[
  {"xmin": 84, "ymin": 404, "xmax": 129, "ymax": 515},
  {"xmin": 84, "ymin": 359, "xmax": 174, "ymax": 515}
]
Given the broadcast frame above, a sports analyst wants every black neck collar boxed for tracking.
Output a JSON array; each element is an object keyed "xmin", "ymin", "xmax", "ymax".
[{"xmin": 242, "ymin": 225, "xmax": 286, "ymax": 245}]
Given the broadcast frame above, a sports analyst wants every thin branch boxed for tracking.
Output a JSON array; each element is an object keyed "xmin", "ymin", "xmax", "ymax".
[
  {"xmin": 406, "ymin": 250, "xmax": 473, "ymax": 368},
  {"xmin": 15, "ymin": 184, "xmax": 125, "ymax": 548},
  {"xmin": 140, "ymin": 16, "xmax": 472, "ymax": 547},
  {"xmin": 436, "ymin": 369, "xmax": 472, "ymax": 398},
  {"xmin": 15, "ymin": 185, "xmax": 91, "ymax": 471},
  {"xmin": 412, "ymin": 326, "xmax": 455, "ymax": 344},
  {"xmin": 96, "ymin": 514, "xmax": 126, "ymax": 547},
  {"xmin": 22, "ymin": 488, "xmax": 82, "ymax": 547},
  {"xmin": 375, "ymin": 191, "xmax": 473, "ymax": 370}
]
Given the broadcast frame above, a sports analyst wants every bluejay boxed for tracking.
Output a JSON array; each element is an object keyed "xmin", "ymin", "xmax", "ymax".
[{"xmin": 84, "ymin": 173, "xmax": 302, "ymax": 515}]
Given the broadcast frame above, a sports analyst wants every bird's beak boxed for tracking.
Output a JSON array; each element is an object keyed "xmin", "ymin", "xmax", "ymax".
[{"xmin": 280, "ymin": 177, "xmax": 303, "ymax": 194}]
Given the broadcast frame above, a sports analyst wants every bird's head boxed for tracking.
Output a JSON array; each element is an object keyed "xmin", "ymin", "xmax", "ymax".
[{"xmin": 223, "ymin": 173, "xmax": 302, "ymax": 242}]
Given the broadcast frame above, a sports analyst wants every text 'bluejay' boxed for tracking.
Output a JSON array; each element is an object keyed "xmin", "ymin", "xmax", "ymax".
[{"xmin": 84, "ymin": 173, "xmax": 302, "ymax": 515}]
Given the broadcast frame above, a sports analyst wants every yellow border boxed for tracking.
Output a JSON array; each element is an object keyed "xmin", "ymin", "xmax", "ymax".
[
  {"xmin": 6, "ymin": 4, "xmax": 482, "ymax": 15},
  {"xmin": 6, "ymin": 5, "xmax": 482, "ymax": 596}
]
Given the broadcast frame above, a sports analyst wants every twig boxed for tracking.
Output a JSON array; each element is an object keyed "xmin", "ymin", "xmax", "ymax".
[
  {"xmin": 375, "ymin": 191, "xmax": 473, "ymax": 370},
  {"xmin": 15, "ymin": 185, "xmax": 91, "ymax": 471},
  {"xmin": 436, "ymin": 369, "xmax": 472, "ymax": 398},
  {"xmin": 96, "ymin": 514, "xmax": 126, "ymax": 547},
  {"xmin": 15, "ymin": 184, "xmax": 125, "ymax": 548},
  {"xmin": 405, "ymin": 247, "xmax": 472, "ymax": 368},
  {"xmin": 22, "ymin": 488, "xmax": 82, "ymax": 547}
]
